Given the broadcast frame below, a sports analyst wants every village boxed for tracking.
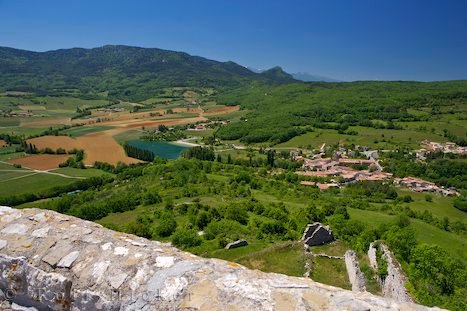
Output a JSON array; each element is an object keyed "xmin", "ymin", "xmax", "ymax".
[
  {"xmin": 416, "ymin": 139, "xmax": 466, "ymax": 160},
  {"xmin": 293, "ymin": 143, "xmax": 460, "ymax": 196}
]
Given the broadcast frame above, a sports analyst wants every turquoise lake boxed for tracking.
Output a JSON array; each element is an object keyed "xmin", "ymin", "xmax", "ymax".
[{"xmin": 127, "ymin": 140, "xmax": 188, "ymax": 159}]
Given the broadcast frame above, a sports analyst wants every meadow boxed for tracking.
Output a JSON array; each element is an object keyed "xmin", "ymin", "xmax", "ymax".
[{"xmin": 60, "ymin": 125, "xmax": 114, "ymax": 137}]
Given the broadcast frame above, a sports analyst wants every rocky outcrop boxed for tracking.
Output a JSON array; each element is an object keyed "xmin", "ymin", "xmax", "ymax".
[
  {"xmin": 301, "ymin": 222, "xmax": 334, "ymax": 246},
  {"xmin": 0, "ymin": 207, "xmax": 439, "ymax": 310},
  {"xmin": 368, "ymin": 242, "xmax": 413, "ymax": 303},
  {"xmin": 344, "ymin": 250, "xmax": 366, "ymax": 292}
]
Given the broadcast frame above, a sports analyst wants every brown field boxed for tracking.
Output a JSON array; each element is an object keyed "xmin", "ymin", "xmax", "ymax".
[
  {"xmin": 27, "ymin": 136, "xmax": 80, "ymax": 151},
  {"xmin": 0, "ymin": 139, "xmax": 6, "ymax": 147},
  {"xmin": 76, "ymin": 129, "xmax": 141, "ymax": 165},
  {"xmin": 8, "ymin": 154, "xmax": 71, "ymax": 170},
  {"xmin": 19, "ymin": 105, "xmax": 46, "ymax": 110},
  {"xmin": 74, "ymin": 107, "xmax": 202, "ymax": 125},
  {"xmin": 27, "ymin": 133, "xmax": 140, "ymax": 166},
  {"xmin": 25, "ymin": 104, "xmax": 237, "ymax": 166},
  {"xmin": 103, "ymin": 116, "xmax": 207, "ymax": 129},
  {"xmin": 20, "ymin": 117, "xmax": 71, "ymax": 128},
  {"xmin": 202, "ymin": 105, "xmax": 240, "ymax": 116}
]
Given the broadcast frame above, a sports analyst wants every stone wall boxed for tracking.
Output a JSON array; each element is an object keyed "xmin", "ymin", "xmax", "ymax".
[
  {"xmin": 0, "ymin": 207, "xmax": 439, "ymax": 310},
  {"xmin": 367, "ymin": 242, "xmax": 414, "ymax": 303},
  {"xmin": 380, "ymin": 243, "xmax": 414, "ymax": 303},
  {"xmin": 344, "ymin": 250, "xmax": 366, "ymax": 292}
]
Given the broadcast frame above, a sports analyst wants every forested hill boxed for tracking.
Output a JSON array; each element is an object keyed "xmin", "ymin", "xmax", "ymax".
[
  {"xmin": 0, "ymin": 45, "xmax": 296, "ymax": 100},
  {"xmin": 216, "ymin": 80, "xmax": 467, "ymax": 144}
]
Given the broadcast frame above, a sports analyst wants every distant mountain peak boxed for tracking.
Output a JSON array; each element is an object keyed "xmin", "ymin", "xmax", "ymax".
[
  {"xmin": 259, "ymin": 66, "xmax": 295, "ymax": 83},
  {"xmin": 291, "ymin": 72, "xmax": 340, "ymax": 82}
]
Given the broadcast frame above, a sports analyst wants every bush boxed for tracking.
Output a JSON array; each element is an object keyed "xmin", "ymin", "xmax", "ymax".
[
  {"xmin": 224, "ymin": 205, "xmax": 249, "ymax": 225},
  {"xmin": 171, "ymin": 228, "xmax": 202, "ymax": 248},
  {"xmin": 143, "ymin": 192, "xmax": 162, "ymax": 205},
  {"xmin": 204, "ymin": 220, "xmax": 245, "ymax": 240},
  {"xmin": 453, "ymin": 197, "xmax": 467, "ymax": 212},
  {"xmin": 195, "ymin": 211, "xmax": 212, "ymax": 229},
  {"xmin": 402, "ymin": 195, "xmax": 413, "ymax": 203},
  {"xmin": 395, "ymin": 213, "xmax": 411, "ymax": 228},
  {"xmin": 155, "ymin": 214, "xmax": 177, "ymax": 237}
]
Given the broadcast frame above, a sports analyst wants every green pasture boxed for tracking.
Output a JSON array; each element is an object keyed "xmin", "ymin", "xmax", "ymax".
[
  {"xmin": 113, "ymin": 129, "xmax": 142, "ymax": 143},
  {"xmin": 0, "ymin": 173, "xmax": 78, "ymax": 196},
  {"xmin": 276, "ymin": 126, "xmax": 447, "ymax": 149},
  {"xmin": 398, "ymin": 189, "xmax": 466, "ymax": 222},
  {"xmin": 349, "ymin": 208, "xmax": 466, "ymax": 259},
  {"xmin": 60, "ymin": 125, "xmax": 114, "ymax": 137},
  {"xmin": 51, "ymin": 167, "xmax": 113, "ymax": 178}
]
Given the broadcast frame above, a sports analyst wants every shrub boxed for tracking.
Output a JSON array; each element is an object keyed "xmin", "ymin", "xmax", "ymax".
[
  {"xmin": 171, "ymin": 228, "xmax": 202, "ymax": 248},
  {"xmin": 453, "ymin": 197, "xmax": 467, "ymax": 212},
  {"xmin": 143, "ymin": 192, "xmax": 162, "ymax": 205},
  {"xmin": 224, "ymin": 205, "xmax": 249, "ymax": 225},
  {"xmin": 402, "ymin": 195, "xmax": 413, "ymax": 203},
  {"xmin": 155, "ymin": 214, "xmax": 177, "ymax": 237},
  {"xmin": 395, "ymin": 213, "xmax": 411, "ymax": 228},
  {"xmin": 204, "ymin": 220, "xmax": 245, "ymax": 240},
  {"xmin": 195, "ymin": 211, "xmax": 212, "ymax": 229}
]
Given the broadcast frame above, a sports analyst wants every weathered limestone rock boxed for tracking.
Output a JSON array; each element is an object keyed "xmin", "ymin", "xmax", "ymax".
[
  {"xmin": 57, "ymin": 251, "xmax": 80, "ymax": 269},
  {"xmin": 368, "ymin": 242, "xmax": 413, "ymax": 303},
  {"xmin": 224, "ymin": 239, "xmax": 248, "ymax": 249},
  {"xmin": 1, "ymin": 223, "xmax": 28, "ymax": 235},
  {"xmin": 31, "ymin": 226, "xmax": 50, "ymax": 238},
  {"xmin": 344, "ymin": 250, "xmax": 366, "ymax": 292},
  {"xmin": 301, "ymin": 222, "xmax": 334, "ymax": 246},
  {"xmin": 0, "ymin": 207, "xmax": 441, "ymax": 310}
]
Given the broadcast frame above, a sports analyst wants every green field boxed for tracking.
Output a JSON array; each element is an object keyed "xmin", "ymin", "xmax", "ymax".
[
  {"xmin": 0, "ymin": 160, "xmax": 111, "ymax": 196},
  {"xmin": 0, "ymin": 118, "xmax": 20, "ymax": 127},
  {"xmin": 349, "ymin": 208, "xmax": 466, "ymax": 259},
  {"xmin": 60, "ymin": 125, "xmax": 114, "ymax": 137},
  {"xmin": 0, "ymin": 152, "xmax": 27, "ymax": 161},
  {"xmin": 226, "ymin": 242, "xmax": 307, "ymax": 277},
  {"xmin": 113, "ymin": 129, "xmax": 142, "ymax": 143},
  {"xmin": 0, "ymin": 126, "xmax": 48, "ymax": 136},
  {"xmin": 0, "ymin": 95, "xmax": 109, "ymax": 111},
  {"xmin": 400, "ymin": 190, "xmax": 466, "ymax": 222},
  {"xmin": 51, "ymin": 167, "xmax": 114, "ymax": 178},
  {"xmin": 276, "ymin": 126, "xmax": 448, "ymax": 149},
  {"xmin": 0, "ymin": 173, "xmax": 79, "ymax": 196}
]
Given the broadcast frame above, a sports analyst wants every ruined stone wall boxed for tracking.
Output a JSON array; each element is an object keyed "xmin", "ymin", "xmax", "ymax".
[
  {"xmin": 344, "ymin": 250, "xmax": 366, "ymax": 292},
  {"xmin": 380, "ymin": 243, "xmax": 414, "ymax": 303},
  {"xmin": 367, "ymin": 242, "xmax": 413, "ymax": 304},
  {"xmin": 368, "ymin": 242, "xmax": 378, "ymax": 270},
  {"xmin": 0, "ymin": 207, "xmax": 438, "ymax": 310}
]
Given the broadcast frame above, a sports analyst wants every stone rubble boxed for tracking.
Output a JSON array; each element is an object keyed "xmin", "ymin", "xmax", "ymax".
[{"xmin": 0, "ymin": 207, "xmax": 442, "ymax": 310}]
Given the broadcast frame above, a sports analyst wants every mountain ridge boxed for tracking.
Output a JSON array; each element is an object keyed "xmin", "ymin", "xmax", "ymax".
[{"xmin": 0, "ymin": 45, "xmax": 297, "ymax": 100}]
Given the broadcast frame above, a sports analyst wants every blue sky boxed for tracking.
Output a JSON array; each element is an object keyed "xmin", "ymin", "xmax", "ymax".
[{"xmin": 0, "ymin": 0, "xmax": 466, "ymax": 81}]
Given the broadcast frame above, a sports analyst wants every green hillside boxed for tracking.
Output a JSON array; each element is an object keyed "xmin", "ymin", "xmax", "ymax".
[
  {"xmin": 216, "ymin": 81, "xmax": 467, "ymax": 145},
  {"xmin": 0, "ymin": 45, "xmax": 296, "ymax": 101}
]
